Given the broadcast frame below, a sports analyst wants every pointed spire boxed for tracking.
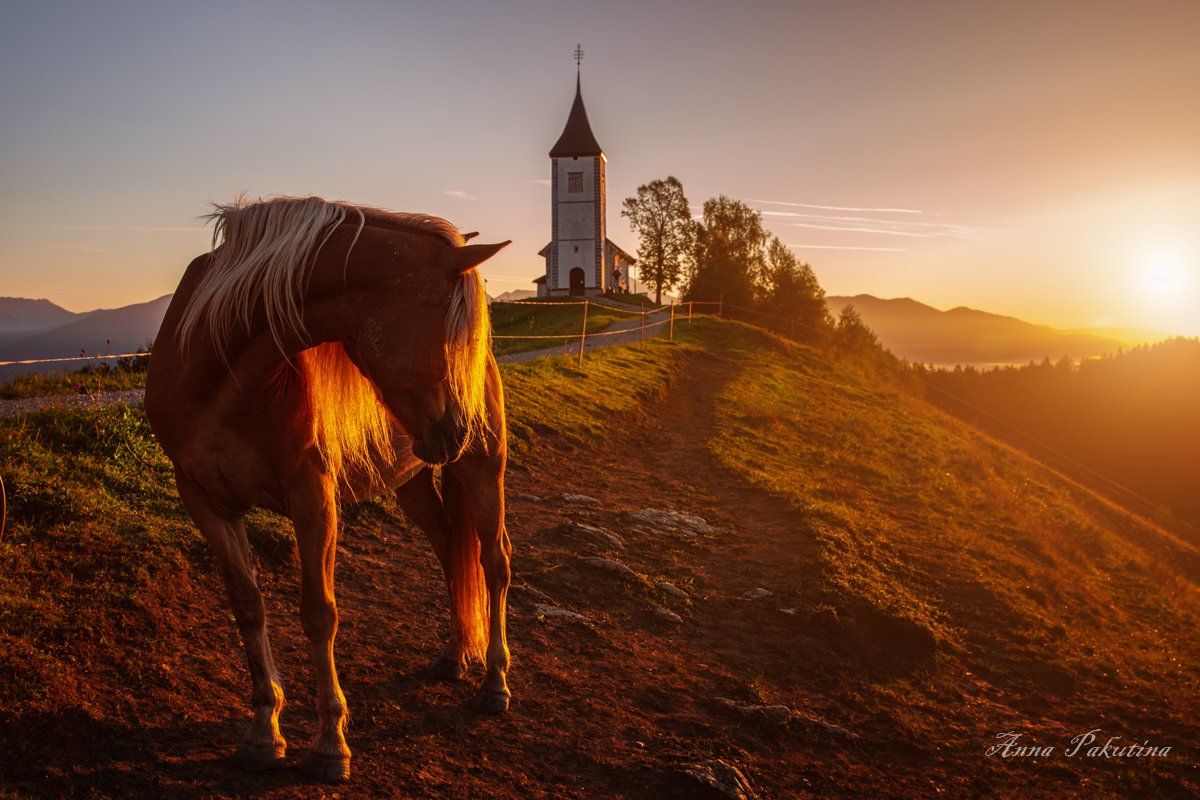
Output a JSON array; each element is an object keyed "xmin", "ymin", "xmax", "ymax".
[{"xmin": 550, "ymin": 47, "xmax": 603, "ymax": 157}]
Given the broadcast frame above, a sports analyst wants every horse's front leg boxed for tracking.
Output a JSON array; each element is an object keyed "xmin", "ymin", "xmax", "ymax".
[
  {"xmin": 289, "ymin": 473, "xmax": 351, "ymax": 784},
  {"xmin": 175, "ymin": 472, "xmax": 286, "ymax": 771}
]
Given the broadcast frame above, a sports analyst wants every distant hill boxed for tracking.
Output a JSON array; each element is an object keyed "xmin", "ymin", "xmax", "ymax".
[
  {"xmin": 825, "ymin": 294, "xmax": 1162, "ymax": 365},
  {"xmin": 493, "ymin": 289, "xmax": 536, "ymax": 303},
  {"xmin": 0, "ymin": 297, "xmax": 82, "ymax": 350},
  {"xmin": 0, "ymin": 297, "xmax": 79, "ymax": 333},
  {"xmin": 0, "ymin": 294, "xmax": 170, "ymax": 378}
]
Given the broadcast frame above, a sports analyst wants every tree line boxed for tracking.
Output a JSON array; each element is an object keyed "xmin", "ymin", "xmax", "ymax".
[
  {"xmin": 621, "ymin": 177, "xmax": 873, "ymax": 348},
  {"xmin": 917, "ymin": 338, "xmax": 1200, "ymax": 530}
]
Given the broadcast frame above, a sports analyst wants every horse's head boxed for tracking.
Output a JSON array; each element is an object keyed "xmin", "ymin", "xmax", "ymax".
[{"xmin": 348, "ymin": 235, "xmax": 508, "ymax": 465}]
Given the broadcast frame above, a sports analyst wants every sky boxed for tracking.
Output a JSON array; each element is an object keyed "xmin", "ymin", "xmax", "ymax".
[{"xmin": 1, "ymin": 0, "xmax": 1198, "ymax": 335}]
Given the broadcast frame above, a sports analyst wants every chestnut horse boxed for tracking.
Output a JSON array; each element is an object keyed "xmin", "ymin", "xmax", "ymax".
[{"xmin": 146, "ymin": 196, "xmax": 512, "ymax": 783}]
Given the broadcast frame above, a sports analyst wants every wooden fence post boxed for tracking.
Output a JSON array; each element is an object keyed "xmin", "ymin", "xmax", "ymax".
[
  {"xmin": 718, "ymin": 295, "xmax": 724, "ymax": 319},
  {"xmin": 639, "ymin": 309, "xmax": 646, "ymax": 346},
  {"xmin": 669, "ymin": 301, "xmax": 675, "ymax": 342},
  {"xmin": 577, "ymin": 300, "xmax": 589, "ymax": 367},
  {"xmin": 689, "ymin": 301, "xmax": 694, "ymax": 324}
]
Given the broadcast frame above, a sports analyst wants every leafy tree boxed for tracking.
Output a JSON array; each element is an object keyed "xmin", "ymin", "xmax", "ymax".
[
  {"xmin": 620, "ymin": 177, "xmax": 694, "ymax": 305},
  {"xmin": 685, "ymin": 196, "xmax": 766, "ymax": 308},
  {"xmin": 763, "ymin": 236, "xmax": 832, "ymax": 339},
  {"xmin": 835, "ymin": 304, "xmax": 879, "ymax": 351}
]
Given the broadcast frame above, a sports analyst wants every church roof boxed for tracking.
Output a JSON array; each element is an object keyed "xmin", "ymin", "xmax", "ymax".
[
  {"xmin": 606, "ymin": 238, "xmax": 636, "ymax": 264},
  {"xmin": 549, "ymin": 74, "xmax": 603, "ymax": 157}
]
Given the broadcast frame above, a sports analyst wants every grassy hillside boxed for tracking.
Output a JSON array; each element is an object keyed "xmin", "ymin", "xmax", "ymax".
[{"xmin": 1, "ymin": 319, "xmax": 1196, "ymax": 797}]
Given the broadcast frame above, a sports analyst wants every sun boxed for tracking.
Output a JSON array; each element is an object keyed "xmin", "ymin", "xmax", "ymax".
[{"xmin": 1139, "ymin": 247, "xmax": 1189, "ymax": 301}]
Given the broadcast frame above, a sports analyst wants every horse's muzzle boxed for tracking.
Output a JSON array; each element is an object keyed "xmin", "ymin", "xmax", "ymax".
[{"xmin": 412, "ymin": 413, "xmax": 468, "ymax": 465}]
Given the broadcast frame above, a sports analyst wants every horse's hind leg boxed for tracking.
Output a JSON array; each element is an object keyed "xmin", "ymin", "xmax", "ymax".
[
  {"xmin": 447, "ymin": 456, "xmax": 512, "ymax": 714},
  {"xmin": 395, "ymin": 467, "xmax": 469, "ymax": 680},
  {"xmin": 175, "ymin": 472, "xmax": 286, "ymax": 771},
  {"xmin": 288, "ymin": 472, "xmax": 351, "ymax": 784}
]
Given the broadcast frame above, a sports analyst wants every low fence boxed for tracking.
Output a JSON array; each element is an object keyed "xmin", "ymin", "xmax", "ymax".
[{"xmin": 0, "ymin": 299, "xmax": 725, "ymax": 371}]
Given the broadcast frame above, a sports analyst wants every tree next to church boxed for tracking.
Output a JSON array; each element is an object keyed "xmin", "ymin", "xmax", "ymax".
[{"xmin": 620, "ymin": 177, "xmax": 694, "ymax": 306}]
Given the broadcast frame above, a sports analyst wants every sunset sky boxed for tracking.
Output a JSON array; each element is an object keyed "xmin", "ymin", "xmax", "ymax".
[{"xmin": 1, "ymin": 1, "xmax": 1198, "ymax": 335}]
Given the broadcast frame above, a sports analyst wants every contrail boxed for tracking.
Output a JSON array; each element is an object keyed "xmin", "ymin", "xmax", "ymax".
[
  {"xmin": 747, "ymin": 198, "xmax": 926, "ymax": 214},
  {"xmin": 788, "ymin": 244, "xmax": 907, "ymax": 252}
]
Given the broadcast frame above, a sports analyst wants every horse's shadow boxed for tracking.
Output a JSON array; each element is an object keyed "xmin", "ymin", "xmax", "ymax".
[
  {"xmin": 0, "ymin": 707, "xmax": 314, "ymax": 798},
  {"xmin": 0, "ymin": 666, "xmax": 500, "ymax": 798}
]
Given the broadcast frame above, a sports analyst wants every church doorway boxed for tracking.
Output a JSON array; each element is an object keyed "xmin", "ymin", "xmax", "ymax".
[{"xmin": 568, "ymin": 268, "xmax": 585, "ymax": 296}]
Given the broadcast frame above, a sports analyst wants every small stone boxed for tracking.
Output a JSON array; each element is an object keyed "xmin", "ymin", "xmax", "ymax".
[
  {"xmin": 681, "ymin": 760, "xmax": 758, "ymax": 800},
  {"xmin": 715, "ymin": 697, "xmax": 792, "ymax": 725},
  {"xmin": 626, "ymin": 508, "xmax": 716, "ymax": 537},
  {"xmin": 742, "ymin": 588, "xmax": 772, "ymax": 600},
  {"xmin": 778, "ymin": 607, "xmax": 797, "ymax": 615},
  {"xmin": 533, "ymin": 603, "xmax": 586, "ymax": 622},
  {"xmin": 714, "ymin": 698, "xmax": 860, "ymax": 740},
  {"xmin": 560, "ymin": 493, "xmax": 601, "ymax": 506},
  {"xmin": 510, "ymin": 492, "xmax": 542, "ymax": 503},
  {"xmin": 654, "ymin": 606, "xmax": 683, "ymax": 624},
  {"xmin": 656, "ymin": 580, "xmax": 690, "ymax": 600},
  {"xmin": 793, "ymin": 711, "xmax": 860, "ymax": 740},
  {"xmin": 580, "ymin": 556, "xmax": 640, "ymax": 581},
  {"xmin": 564, "ymin": 522, "xmax": 625, "ymax": 550}
]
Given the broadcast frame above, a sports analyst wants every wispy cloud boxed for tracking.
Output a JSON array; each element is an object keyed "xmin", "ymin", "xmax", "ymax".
[
  {"xmin": 788, "ymin": 243, "xmax": 908, "ymax": 252},
  {"xmin": 0, "ymin": 225, "xmax": 116, "ymax": 231},
  {"xmin": 748, "ymin": 198, "xmax": 926, "ymax": 214},
  {"xmin": 763, "ymin": 209, "xmax": 996, "ymax": 237},
  {"xmin": 788, "ymin": 222, "xmax": 951, "ymax": 239},
  {"xmin": 45, "ymin": 243, "xmax": 111, "ymax": 253},
  {"xmin": 130, "ymin": 226, "xmax": 208, "ymax": 232},
  {"xmin": 443, "ymin": 189, "xmax": 477, "ymax": 201},
  {"xmin": 531, "ymin": 179, "xmax": 551, "ymax": 187}
]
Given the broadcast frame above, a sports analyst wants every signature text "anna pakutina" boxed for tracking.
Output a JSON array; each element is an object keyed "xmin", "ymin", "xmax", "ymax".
[{"xmin": 987, "ymin": 730, "xmax": 1172, "ymax": 759}]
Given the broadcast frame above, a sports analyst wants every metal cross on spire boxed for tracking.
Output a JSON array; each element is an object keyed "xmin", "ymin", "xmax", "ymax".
[{"xmin": 573, "ymin": 43, "xmax": 584, "ymax": 73}]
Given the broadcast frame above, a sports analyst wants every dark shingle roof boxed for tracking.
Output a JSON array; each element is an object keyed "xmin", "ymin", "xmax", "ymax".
[{"xmin": 549, "ymin": 74, "xmax": 603, "ymax": 157}]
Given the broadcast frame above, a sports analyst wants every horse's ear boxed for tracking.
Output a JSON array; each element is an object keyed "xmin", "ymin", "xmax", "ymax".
[
  {"xmin": 462, "ymin": 231, "xmax": 480, "ymax": 241},
  {"xmin": 442, "ymin": 240, "xmax": 510, "ymax": 275}
]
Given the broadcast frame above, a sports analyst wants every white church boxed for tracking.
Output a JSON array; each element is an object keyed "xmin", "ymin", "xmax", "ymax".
[{"xmin": 534, "ymin": 64, "xmax": 636, "ymax": 297}]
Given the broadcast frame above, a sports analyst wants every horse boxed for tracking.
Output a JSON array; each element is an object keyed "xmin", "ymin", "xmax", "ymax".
[{"xmin": 145, "ymin": 196, "xmax": 512, "ymax": 784}]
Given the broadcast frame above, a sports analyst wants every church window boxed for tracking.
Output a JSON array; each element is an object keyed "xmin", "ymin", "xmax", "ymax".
[{"xmin": 568, "ymin": 172, "xmax": 583, "ymax": 193}]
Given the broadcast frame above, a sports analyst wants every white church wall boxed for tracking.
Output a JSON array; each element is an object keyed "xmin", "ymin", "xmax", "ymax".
[
  {"xmin": 555, "ymin": 155, "xmax": 597, "ymax": 202},
  {"xmin": 556, "ymin": 241, "xmax": 596, "ymax": 287}
]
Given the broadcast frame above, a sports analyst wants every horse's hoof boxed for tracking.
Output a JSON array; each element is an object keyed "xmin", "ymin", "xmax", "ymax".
[
  {"xmin": 298, "ymin": 752, "xmax": 351, "ymax": 784},
  {"xmin": 472, "ymin": 690, "xmax": 510, "ymax": 715},
  {"xmin": 427, "ymin": 654, "xmax": 468, "ymax": 681},
  {"xmin": 230, "ymin": 742, "xmax": 287, "ymax": 772}
]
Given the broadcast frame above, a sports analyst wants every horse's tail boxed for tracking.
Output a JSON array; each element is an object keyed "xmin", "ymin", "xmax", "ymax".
[{"xmin": 441, "ymin": 471, "xmax": 489, "ymax": 664}]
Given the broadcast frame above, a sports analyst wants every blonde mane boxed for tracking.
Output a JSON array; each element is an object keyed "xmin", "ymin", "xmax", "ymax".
[{"xmin": 179, "ymin": 195, "xmax": 490, "ymax": 481}]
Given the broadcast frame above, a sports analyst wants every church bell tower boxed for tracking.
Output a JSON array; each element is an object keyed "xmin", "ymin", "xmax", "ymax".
[{"xmin": 547, "ymin": 46, "xmax": 606, "ymax": 296}]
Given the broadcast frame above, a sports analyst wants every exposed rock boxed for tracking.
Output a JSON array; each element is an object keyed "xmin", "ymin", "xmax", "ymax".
[
  {"xmin": 742, "ymin": 588, "xmax": 772, "ymax": 600},
  {"xmin": 793, "ymin": 711, "xmax": 860, "ymax": 740},
  {"xmin": 715, "ymin": 697, "xmax": 792, "ymax": 725},
  {"xmin": 680, "ymin": 760, "xmax": 758, "ymax": 800},
  {"xmin": 560, "ymin": 493, "xmax": 601, "ymax": 506},
  {"xmin": 510, "ymin": 582, "xmax": 555, "ymax": 604},
  {"xmin": 715, "ymin": 697, "xmax": 859, "ymax": 740},
  {"xmin": 563, "ymin": 521, "xmax": 625, "ymax": 550},
  {"xmin": 654, "ymin": 606, "xmax": 683, "ymax": 624},
  {"xmin": 579, "ymin": 555, "xmax": 641, "ymax": 581},
  {"xmin": 656, "ymin": 580, "xmax": 690, "ymax": 600},
  {"xmin": 627, "ymin": 508, "xmax": 716, "ymax": 537},
  {"xmin": 533, "ymin": 603, "xmax": 586, "ymax": 622},
  {"xmin": 510, "ymin": 492, "xmax": 542, "ymax": 503}
]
